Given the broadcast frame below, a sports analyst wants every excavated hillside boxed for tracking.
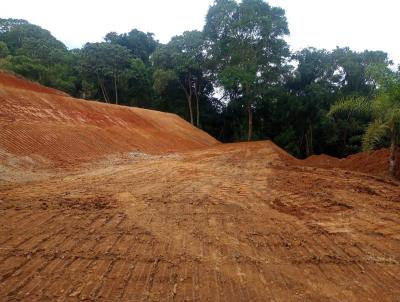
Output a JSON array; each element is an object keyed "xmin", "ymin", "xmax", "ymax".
[
  {"xmin": 0, "ymin": 73, "xmax": 400, "ymax": 301},
  {"xmin": 0, "ymin": 71, "xmax": 219, "ymax": 166}
]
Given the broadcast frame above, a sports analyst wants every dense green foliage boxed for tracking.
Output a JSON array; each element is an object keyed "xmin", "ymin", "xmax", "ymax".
[
  {"xmin": 0, "ymin": 1, "xmax": 398, "ymax": 160},
  {"xmin": 0, "ymin": 18, "xmax": 78, "ymax": 93},
  {"xmin": 329, "ymin": 66, "xmax": 400, "ymax": 175},
  {"xmin": 204, "ymin": 0, "xmax": 290, "ymax": 140},
  {"xmin": 153, "ymin": 30, "xmax": 211, "ymax": 126}
]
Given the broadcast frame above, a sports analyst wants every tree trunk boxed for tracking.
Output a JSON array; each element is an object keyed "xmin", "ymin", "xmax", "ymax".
[
  {"xmin": 104, "ymin": 85, "xmax": 111, "ymax": 104},
  {"xmin": 309, "ymin": 123, "xmax": 313, "ymax": 155},
  {"xmin": 179, "ymin": 79, "xmax": 194, "ymax": 125},
  {"xmin": 305, "ymin": 132, "xmax": 309, "ymax": 157},
  {"xmin": 97, "ymin": 73, "xmax": 108, "ymax": 103},
  {"xmin": 194, "ymin": 83, "xmax": 200, "ymax": 127},
  {"xmin": 99, "ymin": 81, "xmax": 108, "ymax": 103},
  {"xmin": 188, "ymin": 78, "xmax": 194, "ymax": 125},
  {"xmin": 247, "ymin": 103, "xmax": 253, "ymax": 141},
  {"xmin": 114, "ymin": 74, "xmax": 118, "ymax": 105},
  {"xmin": 196, "ymin": 95, "xmax": 200, "ymax": 127},
  {"xmin": 389, "ymin": 133, "xmax": 398, "ymax": 177},
  {"xmin": 187, "ymin": 95, "xmax": 194, "ymax": 125}
]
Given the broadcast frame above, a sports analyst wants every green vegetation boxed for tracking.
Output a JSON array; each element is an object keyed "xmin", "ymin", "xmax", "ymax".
[
  {"xmin": 204, "ymin": 0, "xmax": 289, "ymax": 140},
  {"xmin": 329, "ymin": 65, "xmax": 400, "ymax": 176},
  {"xmin": 0, "ymin": 0, "xmax": 398, "ymax": 168}
]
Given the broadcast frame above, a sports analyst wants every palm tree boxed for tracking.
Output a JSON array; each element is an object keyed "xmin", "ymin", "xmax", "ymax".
[{"xmin": 328, "ymin": 67, "xmax": 400, "ymax": 177}]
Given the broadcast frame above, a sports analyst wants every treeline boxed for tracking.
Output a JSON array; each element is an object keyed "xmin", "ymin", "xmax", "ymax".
[{"xmin": 0, "ymin": 0, "xmax": 398, "ymax": 159}]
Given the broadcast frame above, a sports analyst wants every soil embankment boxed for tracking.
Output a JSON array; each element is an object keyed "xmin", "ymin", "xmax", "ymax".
[{"xmin": 0, "ymin": 71, "xmax": 219, "ymax": 167}]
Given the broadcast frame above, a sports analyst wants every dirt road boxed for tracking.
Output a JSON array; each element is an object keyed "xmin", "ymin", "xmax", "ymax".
[{"xmin": 1, "ymin": 141, "xmax": 399, "ymax": 301}]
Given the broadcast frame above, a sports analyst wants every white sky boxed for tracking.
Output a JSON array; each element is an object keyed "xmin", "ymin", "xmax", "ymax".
[{"xmin": 2, "ymin": 0, "xmax": 399, "ymax": 65}]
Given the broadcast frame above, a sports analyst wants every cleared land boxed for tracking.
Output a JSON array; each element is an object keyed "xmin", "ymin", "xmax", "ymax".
[{"xmin": 0, "ymin": 72, "xmax": 399, "ymax": 301}]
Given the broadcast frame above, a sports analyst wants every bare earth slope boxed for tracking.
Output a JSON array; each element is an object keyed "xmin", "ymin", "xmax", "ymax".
[
  {"xmin": 0, "ymin": 71, "xmax": 219, "ymax": 167},
  {"xmin": 302, "ymin": 148, "xmax": 400, "ymax": 178},
  {"xmin": 0, "ymin": 74, "xmax": 400, "ymax": 301}
]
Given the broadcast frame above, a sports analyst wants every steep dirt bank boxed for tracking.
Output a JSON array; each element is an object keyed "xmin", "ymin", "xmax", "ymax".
[{"xmin": 0, "ymin": 72, "xmax": 219, "ymax": 167}]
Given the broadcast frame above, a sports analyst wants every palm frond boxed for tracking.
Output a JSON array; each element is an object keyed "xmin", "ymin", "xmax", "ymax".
[
  {"xmin": 372, "ymin": 93, "xmax": 393, "ymax": 119},
  {"xmin": 389, "ymin": 107, "xmax": 400, "ymax": 125},
  {"xmin": 328, "ymin": 97, "xmax": 371, "ymax": 118},
  {"xmin": 362, "ymin": 120, "xmax": 388, "ymax": 151}
]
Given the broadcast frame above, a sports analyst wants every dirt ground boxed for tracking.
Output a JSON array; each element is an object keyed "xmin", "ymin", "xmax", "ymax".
[
  {"xmin": 1, "ymin": 71, "xmax": 400, "ymax": 301},
  {"xmin": 1, "ymin": 141, "xmax": 400, "ymax": 301}
]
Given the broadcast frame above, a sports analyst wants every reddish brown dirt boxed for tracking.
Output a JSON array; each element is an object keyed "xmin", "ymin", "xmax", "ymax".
[
  {"xmin": 0, "ymin": 71, "xmax": 67, "ymax": 96},
  {"xmin": 0, "ymin": 72, "xmax": 219, "ymax": 167},
  {"xmin": 1, "ymin": 74, "xmax": 400, "ymax": 301},
  {"xmin": 302, "ymin": 148, "xmax": 399, "ymax": 178}
]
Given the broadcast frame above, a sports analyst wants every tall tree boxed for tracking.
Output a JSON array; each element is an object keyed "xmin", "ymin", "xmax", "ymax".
[
  {"xmin": 105, "ymin": 29, "xmax": 158, "ymax": 64},
  {"xmin": 80, "ymin": 42, "xmax": 133, "ymax": 104},
  {"xmin": 204, "ymin": 0, "xmax": 289, "ymax": 140},
  {"xmin": 153, "ymin": 30, "xmax": 211, "ymax": 126}
]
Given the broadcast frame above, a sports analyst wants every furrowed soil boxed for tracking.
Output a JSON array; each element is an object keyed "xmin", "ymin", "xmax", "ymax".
[{"xmin": 1, "ymin": 72, "xmax": 400, "ymax": 301}]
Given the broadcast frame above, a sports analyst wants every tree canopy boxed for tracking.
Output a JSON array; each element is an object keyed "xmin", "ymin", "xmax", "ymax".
[{"xmin": 204, "ymin": 0, "xmax": 290, "ymax": 140}]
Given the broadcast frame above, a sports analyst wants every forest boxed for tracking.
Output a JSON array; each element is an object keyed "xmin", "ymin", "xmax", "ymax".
[{"xmin": 0, "ymin": 0, "xmax": 399, "ymax": 162}]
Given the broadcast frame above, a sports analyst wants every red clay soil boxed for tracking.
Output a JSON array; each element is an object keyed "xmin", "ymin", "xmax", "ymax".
[
  {"xmin": 1, "ymin": 73, "xmax": 400, "ymax": 301},
  {"xmin": 0, "ymin": 71, "xmax": 67, "ymax": 96},
  {"xmin": 302, "ymin": 148, "xmax": 400, "ymax": 178},
  {"xmin": 0, "ymin": 72, "xmax": 219, "ymax": 166}
]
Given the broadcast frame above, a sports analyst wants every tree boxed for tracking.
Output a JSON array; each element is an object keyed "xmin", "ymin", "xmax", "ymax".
[
  {"xmin": 105, "ymin": 29, "xmax": 158, "ymax": 64},
  {"xmin": 0, "ymin": 41, "xmax": 9, "ymax": 58},
  {"xmin": 0, "ymin": 18, "xmax": 28, "ymax": 34},
  {"xmin": 153, "ymin": 30, "xmax": 210, "ymax": 126},
  {"xmin": 283, "ymin": 47, "xmax": 392, "ymax": 158},
  {"xmin": 0, "ymin": 19, "xmax": 78, "ymax": 94},
  {"xmin": 328, "ymin": 66, "xmax": 400, "ymax": 177},
  {"xmin": 80, "ymin": 42, "xmax": 133, "ymax": 104},
  {"xmin": 103, "ymin": 29, "xmax": 157, "ymax": 107},
  {"xmin": 204, "ymin": 0, "xmax": 289, "ymax": 140},
  {"xmin": 121, "ymin": 57, "xmax": 154, "ymax": 107},
  {"xmin": 332, "ymin": 48, "xmax": 392, "ymax": 96},
  {"xmin": 1, "ymin": 55, "xmax": 45, "ymax": 80},
  {"xmin": 287, "ymin": 48, "xmax": 340, "ymax": 156}
]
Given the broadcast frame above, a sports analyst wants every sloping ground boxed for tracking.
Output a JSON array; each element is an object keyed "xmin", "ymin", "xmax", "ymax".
[
  {"xmin": 1, "ymin": 74, "xmax": 400, "ymax": 301},
  {"xmin": 0, "ymin": 71, "xmax": 219, "ymax": 167},
  {"xmin": 0, "ymin": 141, "xmax": 399, "ymax": 301},
  {"xmin": 302, "ymin": 148, "xmax": 400, "ymax": 178},
  {"xmin": 0, "ymin": 71, "xmax": 68, "ymax": 96}
]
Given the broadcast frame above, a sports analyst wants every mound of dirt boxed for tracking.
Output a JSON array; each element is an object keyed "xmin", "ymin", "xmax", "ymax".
[
  {"xmin": 302, "ymin": 148, "xmax": 398, "ymax": 178},
  {"xmin": 338, "ymin": 148, "xmax": 390, "ymax": 175},
  {"xmin": 0, "ymin": 71, "xmax": 219, "ymax": 166}
]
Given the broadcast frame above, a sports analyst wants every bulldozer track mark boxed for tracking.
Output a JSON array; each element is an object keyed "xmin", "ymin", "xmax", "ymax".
[{"xmin": 1, "ymin": 72, "xmax": 400, "ymax": 300}]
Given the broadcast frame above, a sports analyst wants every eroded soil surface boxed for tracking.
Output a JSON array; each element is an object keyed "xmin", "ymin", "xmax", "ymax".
[{"xmin": 1, "ymin": 141, "xmax": 399, "ymax": 301}]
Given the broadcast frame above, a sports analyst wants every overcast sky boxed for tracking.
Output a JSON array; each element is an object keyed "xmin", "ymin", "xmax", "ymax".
[{"xmin": 2, "ymin": 0, "xmax": 399, "ymax": 65}]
